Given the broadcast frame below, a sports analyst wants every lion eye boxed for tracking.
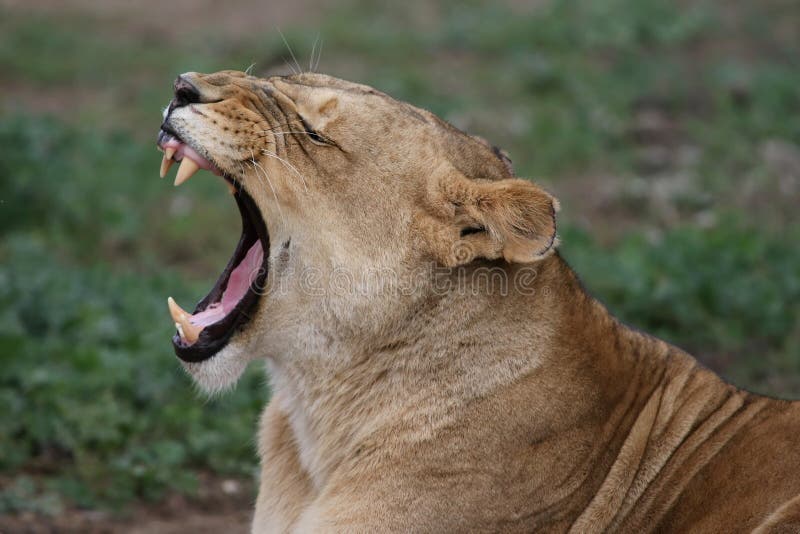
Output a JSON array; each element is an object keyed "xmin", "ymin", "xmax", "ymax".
[
  {"xmin": 307, "ymin": 129, "xmax": 326, "ymax": 144},
  {"xmin": 299, "ymin": 116, "xmax": 333, "ymax": 146}
]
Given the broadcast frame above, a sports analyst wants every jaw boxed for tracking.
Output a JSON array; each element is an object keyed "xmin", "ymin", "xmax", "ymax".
[
  {"xmin": 168, "ymin": 187, "xmax": 270, "ymax": 363},
  {"xmin": 157, "ymin": 125, "xmax": 273, "ymax": 382},
  {"xmin": 179, "ymin": 336, "xmax": 254, "ymax": 394}
]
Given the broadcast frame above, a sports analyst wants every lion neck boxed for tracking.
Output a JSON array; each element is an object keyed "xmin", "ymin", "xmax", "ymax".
[{"xmin": 265, "ymin": 252, "xmax": 693, "ymax": 492}]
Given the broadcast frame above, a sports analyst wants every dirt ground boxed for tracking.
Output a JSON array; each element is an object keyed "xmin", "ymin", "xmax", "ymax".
[
  {"xmin": 0, "ymin": 0, "xmax": 333, "ymax": 120},
  {"xmin": 0, "ymin": 476, "xmax": 255, "ymax": 533},
  {"xmin": 0, "ymin": 0, "xmax": 331, "ymax": 39}
]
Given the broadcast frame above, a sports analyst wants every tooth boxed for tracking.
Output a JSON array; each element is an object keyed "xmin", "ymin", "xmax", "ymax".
[
  {"xmin": 160, "ymin": 154, "xmax": 174, "ymax": 178},
  {"xmin": 227, "ymin": 181, "xmax": 237, "ymax": 195},
  {"xmin": 179, "ymin": 317, "xmax": 201, "ymax": 343},
  {"xmin": 167, "ymin": 296, "xmax": 188, "ymax": 323},
  {"xmin": 174, "ymin": 157, "xmax": 200, "ymax": 186},
  {"xmin": 165, "ymin": 147, "xmax": 176, "ymax": 160},
  {"xmin": 167, "ymin": 297, "xmax": 201, "ymax": 343}
]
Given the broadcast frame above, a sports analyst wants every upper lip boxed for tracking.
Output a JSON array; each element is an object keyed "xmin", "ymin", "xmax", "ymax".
[{"xmin": 159, "ymin": 123, "xmax": 179, "ymax": 142}]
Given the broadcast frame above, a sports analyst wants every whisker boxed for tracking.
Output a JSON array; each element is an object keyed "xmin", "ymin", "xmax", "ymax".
[
  {"xmin": 283, "ymin": 57, "xmax": 298, "ymax": 75},
  {"xmin": 277, "ymin": 28, "xmax": 303, "ymax": 75},
  {"xmin": 250, "ymin": 149, "xmax": 285, "ymax": 223},
  {"xmin": 253, "ymin": 121, "xmax": 323, "ymax": 144},
  {"xmin": 260, "ymin": 149, "xmax": 309, "ymax": 192},
  {"xmin": 258, "ymin": 121, "xmax": 305, "ymax": 133},
  {"xmin": 242, "ymin": 122, "xmax": 312, "ymax": 192},
  {"xmin": 313, "ymin": 37, "xmax": 324, "ymax": 72},
  {"xmin": 309, "ymin": 34, "xmax": 320, "ymax": 73},
  {"xmin": 256, "ymin": 130, "xmax": 320, "ymax": 138}
]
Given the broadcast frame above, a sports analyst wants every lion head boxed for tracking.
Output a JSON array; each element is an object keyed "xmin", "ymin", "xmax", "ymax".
[{"xmin": 157, "ymin": 70, "xmax": 559, "ymax": 393}]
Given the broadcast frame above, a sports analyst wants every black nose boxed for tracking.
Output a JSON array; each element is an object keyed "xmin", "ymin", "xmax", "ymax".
[{"xmin": 172, "ymin": 75, "xmax": 201, "ymax": 108}]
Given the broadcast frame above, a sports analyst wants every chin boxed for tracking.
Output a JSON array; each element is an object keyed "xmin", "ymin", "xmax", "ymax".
[{"xmin": 179, "ymin": 339, "xmax": 254, "ymax": 395}]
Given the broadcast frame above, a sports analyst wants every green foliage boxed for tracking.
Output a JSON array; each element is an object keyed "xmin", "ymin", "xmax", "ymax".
[
  {"xmin": 0, "ymin": 234, "xmax": 266, "ymax": 509},
  {"xmin": 317, "ymin": 0, "xmax": 798, "ymax": 183},
  {"xmin": 0, "ymin": 119, "xmax": 266, "ymax": 510},
  {"xmin": 1, "ymin": 116, "xmax": 156, "ymax": 250}
]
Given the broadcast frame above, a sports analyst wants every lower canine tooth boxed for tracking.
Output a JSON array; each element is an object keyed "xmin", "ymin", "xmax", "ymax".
[
  {"xmin": 175, "ymin": 157, "xmax": 200, "ymax": 186},
  {"xmin": 160, "ymin": 154, "xmax": 174, "ymax": 178},
  {"xmin": 178, "ymin": 317, "xmax": 201, "ymax": 343}
]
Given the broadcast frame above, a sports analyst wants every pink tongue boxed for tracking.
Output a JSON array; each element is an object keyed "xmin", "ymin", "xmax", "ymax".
[{"xmin": 188, "ymin": 241, "xmax": 264, "ymax": 327}]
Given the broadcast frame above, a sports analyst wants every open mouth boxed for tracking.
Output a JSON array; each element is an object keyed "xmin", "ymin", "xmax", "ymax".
[{"xmin": 157, "ymin": 130, "xmax": 270, "ymax": 363}]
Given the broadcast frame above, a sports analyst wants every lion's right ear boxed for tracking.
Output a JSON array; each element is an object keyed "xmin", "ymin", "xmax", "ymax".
[{"xmin": 418, "ymin": 166, "xmax": 559, "ymax": 267}]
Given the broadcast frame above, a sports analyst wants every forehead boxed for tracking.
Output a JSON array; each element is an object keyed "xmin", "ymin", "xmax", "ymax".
[
  {"xmin": 194, "ymin": 70, "xmax": 379, "ymax": 97},
  {"xmin": 279, "ymin": 72, "xmax": 382, "ymax": 94},
  {"xmin": 192, "ymin": 71, "xmax": 410, "ymax": 117}
]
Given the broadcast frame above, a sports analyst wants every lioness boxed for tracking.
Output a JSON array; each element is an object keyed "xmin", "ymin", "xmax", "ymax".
[{"xmin": 157, "ymin": 70, "xmax": 800, "ymax": 533}]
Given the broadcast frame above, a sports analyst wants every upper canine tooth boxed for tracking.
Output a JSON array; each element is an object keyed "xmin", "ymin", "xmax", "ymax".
[
  {"xmin": 174, "ymin": 157, "xmax": 200, "ymax": 186},
  {"xmin": 167, "ymin": 297, "xmax": 201, "ymax": 344},
  {"xmin": 160, "ymin": 154, "xmax": 174, "ymax": 178},
  {"xmin": 167, "ymin": 296, "xmax": 188, "ymax": 323}
]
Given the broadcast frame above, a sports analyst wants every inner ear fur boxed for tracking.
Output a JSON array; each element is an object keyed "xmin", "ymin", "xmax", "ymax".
[{"xmin": 422, "ymin": 168, "xmax": 560, "ymax": 266}]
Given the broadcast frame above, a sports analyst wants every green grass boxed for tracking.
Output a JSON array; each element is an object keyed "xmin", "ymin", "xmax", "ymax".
[
  {"xmin": 1, "ymin": 0, "xmax": 799, "ymax": 515},
  {"xmin": 0, "ymin": 118, "xmax": 267, "ymax": 513}
]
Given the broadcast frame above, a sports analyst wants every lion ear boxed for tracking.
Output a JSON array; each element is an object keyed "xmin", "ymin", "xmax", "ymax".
[
  {"xmin": 423, "ymin": 168, "xmax": 559, "ymax": 266},
  {"xmin": 476, "ymin": 179, "xmax": 560, "ymax": 263}
]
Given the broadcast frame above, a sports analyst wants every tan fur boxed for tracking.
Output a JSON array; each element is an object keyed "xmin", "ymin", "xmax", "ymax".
[{"xmin": 164, "ymin": 70, "xmax": 800, "ymax": 533}]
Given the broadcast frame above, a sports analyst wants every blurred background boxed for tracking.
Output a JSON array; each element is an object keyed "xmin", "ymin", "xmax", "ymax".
[{"xmin": 1, "ymin": 0, "xmax": 798, "ymax": 531}]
